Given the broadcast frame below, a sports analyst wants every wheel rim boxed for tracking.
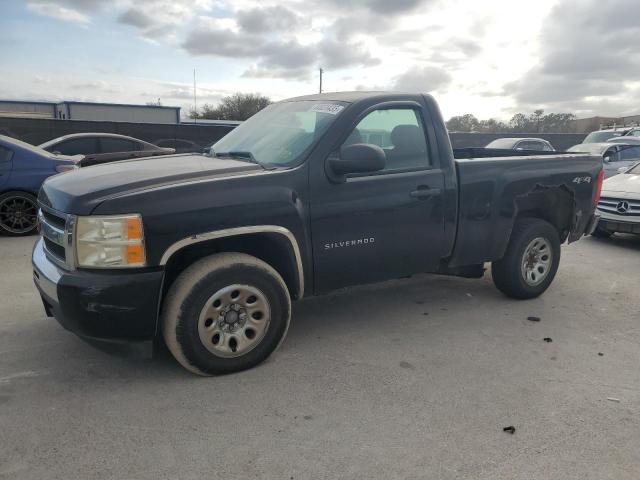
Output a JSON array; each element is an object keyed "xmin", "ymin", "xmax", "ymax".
[
  {"xmin": 0, "ymin": 195, "xmax": 38, "ymax": 234},
  {"xmin": 521, "ymin": 237, "xmax": 552, "ymax": 286},
  {"xmin": 197, "ymin": 284, "xmax": 271, "ymax": 358}
]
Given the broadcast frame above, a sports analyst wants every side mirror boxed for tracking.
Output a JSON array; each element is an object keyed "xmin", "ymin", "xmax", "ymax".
[
  {"xmin": 328, "ymin": 143, "xmax": 386, "ymax": 177},
  {"xmin": 603, "ymin": 156, "xmax": 610, "ymax": 163}
]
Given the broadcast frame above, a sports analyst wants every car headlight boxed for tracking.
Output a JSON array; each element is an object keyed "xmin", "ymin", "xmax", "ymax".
[{"xmin": 75, "ymin": 214, "xmax": 146, "ymax": 268}]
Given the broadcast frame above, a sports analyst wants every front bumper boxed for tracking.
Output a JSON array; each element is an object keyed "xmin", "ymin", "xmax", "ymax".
[
  {"xmin": 596, "ymin": 209, "xmax": 640, "ymax": 234},
  {"xmin": 32, "ymin": 238, "xmax": 164, "ymax": 345}
]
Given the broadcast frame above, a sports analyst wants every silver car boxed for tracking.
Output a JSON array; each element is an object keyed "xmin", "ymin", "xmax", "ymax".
[
  {"xmin": 485, "ymin": 137, "xmax": 555, "ymax": 151},
  {"xmin": 567, "ymin": 142, "xmax": 640, "ymax": 178},
  {"xmin": 593, "ymin": 161, "xmax": 640, "ymax": 236}
]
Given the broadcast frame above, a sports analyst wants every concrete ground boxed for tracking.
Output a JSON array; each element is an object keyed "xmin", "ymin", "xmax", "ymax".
[{"xmin": 1, "ymin": 234, "xmax": 639, "ymax": 480}]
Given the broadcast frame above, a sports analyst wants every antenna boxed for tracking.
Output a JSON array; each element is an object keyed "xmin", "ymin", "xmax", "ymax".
[
  {"xmin": 319, "ymin": 67, "xmax": 323, "ymax": 94},
  {"xmin": 193, "ymin": 68, "xmax": 197, "ymax": 124}
]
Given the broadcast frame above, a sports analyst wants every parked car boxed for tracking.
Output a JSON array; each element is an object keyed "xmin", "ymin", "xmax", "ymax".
[
  {"xmin": 485, "ymin": 137, "xmax": 555, "ymax": 151},
  {"xmin": 33, "ymin": 91, "xmax": 602, "ymax": 375},
  {"xmin": 606, "ymin": 136, "xmax": 640, "ymax": 145},
  {"xmin": 567, "ymin": 142, "xmax": 640, "ymax": 178},
  {"xmin": 154, "ymin": 138, "xmax": 203, "ymax": 153},
  {"xmin": 39, "ymin": 133, "xmax": 175, "ymax": 166},
  {"xmin": 621, "ymin": 127, "xmax": 640, "ymax": 138},
  {"xmin": 582, "ymin": 127, "xmax": 632, "ymax": 143},
  {"xmin": 593, "ymin": 161, "xmax": 640, "ymax": 237},
  {"xmin": 0, "ymin": 135, "xmax": 78, "ymax": 236}
]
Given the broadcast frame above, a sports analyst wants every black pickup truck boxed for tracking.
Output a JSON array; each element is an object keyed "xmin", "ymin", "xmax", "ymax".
[{"xmin": 33, "ymin": 92, "xmax": 603, "ymax": 375}]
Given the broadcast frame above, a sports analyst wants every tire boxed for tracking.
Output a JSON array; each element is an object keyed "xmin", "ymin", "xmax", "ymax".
[
  {"xmin": 0, "ymin": 191, "xmax": 39, "ymax": 236},
  {"xmin": 491, "ymin": 218, "xmax": 561, "ymax": 300},
  {"xmin": 161, "ymin": 252, "xmax": 291, "ymax": 375},
  {"xmin": 591, "ymin": 226, "xmax": 613, "ymax": 238}
]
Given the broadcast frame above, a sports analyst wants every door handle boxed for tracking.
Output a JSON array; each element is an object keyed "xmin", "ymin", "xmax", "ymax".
[{"xmin": 410, "ymin": 186, "xmax": 441, "ymax": 199}]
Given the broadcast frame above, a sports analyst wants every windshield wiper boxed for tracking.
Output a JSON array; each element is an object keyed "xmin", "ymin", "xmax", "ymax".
[{"xmin": 214, "ymin": 151, "xmax": 259, "ymax": 164}]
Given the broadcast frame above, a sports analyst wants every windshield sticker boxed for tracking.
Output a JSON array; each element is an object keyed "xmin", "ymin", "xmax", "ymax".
[{"xmin": 309, "ymin": 103, "xmax": 344, "ymax": 115}]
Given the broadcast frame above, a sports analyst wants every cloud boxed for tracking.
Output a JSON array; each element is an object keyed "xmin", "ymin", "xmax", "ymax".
[
  {"xmin": 236, "ymin": 5, "xmax": 304, "ymax": 33},
  {"xmin": 392, "ymin": 66, "xmax": 452, "ymax": 93},
  {"xmin": 506, "ymin": 0, "xmax": 640, "ymax": 115},
  {"xmin": 183, "ymin": 22, "xmax": 380, "ymax": 80},
  {"xmin": 324, "ymin": 0, "xmax": 430, "ymax": 16},
  {"xmin": 26, "ymin": 2, "xmax": 90, "ymax": 24},
  {"xmin": 117, "ymin": 8, "xmax": 155, "ymax": 29}
]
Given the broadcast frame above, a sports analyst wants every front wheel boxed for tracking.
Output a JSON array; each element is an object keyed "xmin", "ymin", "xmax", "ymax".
[
  {"xmin": 162, "ymin": 253, "xmax": 291, "ymax": 375},
  {"xmin": 492, "ymin": 218, "xmax": 561, "ymax": 299}
]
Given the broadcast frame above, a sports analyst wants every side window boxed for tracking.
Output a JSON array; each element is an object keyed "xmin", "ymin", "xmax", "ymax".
[
  {"xmin": 605, "ymin": 147, "xmax": 620, "ymax": 162},
  {"xmin": 620, "ymin": 146, "xmax": 640, "ymax": 161},
  {"xmin": 100, "ymin": 138, "xmax": 137, "ymax": 153},
  {"xmin": 342, "ymin": 108, "xmax": 430, "ymax": 172},
  {"xmin": 54, "ymin": 138, "xmax": 97, "ymax": 155},
  {"xmin": 629, "ymin": 130, "xmax": 640, "ymax": 137}
]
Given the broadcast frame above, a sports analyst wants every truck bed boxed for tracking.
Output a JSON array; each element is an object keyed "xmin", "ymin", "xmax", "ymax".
[
  {"xmin": 448, "ymin": 153, "xmax": 602, "ymax": 268},
  {"xmin": 453, "ymin": 147, "xmax": 570, "ymax": 159}
]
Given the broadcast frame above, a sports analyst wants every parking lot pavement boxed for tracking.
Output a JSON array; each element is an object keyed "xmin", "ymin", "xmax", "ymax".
[{"xmin": 1, "ymin": 235, "xmax": 639, "ymax": 480}]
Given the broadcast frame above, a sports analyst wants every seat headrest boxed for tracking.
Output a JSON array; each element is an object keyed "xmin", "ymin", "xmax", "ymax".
[{"xmin": 390, "ymin": 124, "xmax": 424, "ymax": 151}]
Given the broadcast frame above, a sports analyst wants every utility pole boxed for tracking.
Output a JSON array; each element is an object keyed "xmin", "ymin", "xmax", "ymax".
[
  {"xmin": 193, "ymin": 68, "xmax": 197, "ymax": 124},
  {"xmin": 319, "ymin": 67, "xmax": 323, "ymax": 94}
]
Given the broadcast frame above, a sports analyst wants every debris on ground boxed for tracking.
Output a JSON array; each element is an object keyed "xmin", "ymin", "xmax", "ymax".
[
  {"xmin": 598, "ymin": 352, "xmax": 604, "ymax": 356},
  {"xmin": 543, "ymin": 337, "xmax": 553, "ymax": 342},
  {"xmin": 527, "ymin": 316, "xmax": 541, "ymax": 322},
  {"xmin": 503, "ymin": 426, "xmax": 516, "ymax": 434},
  {"xmin": 466, "ymin": 293, "xmax": 473, "ymax": 297},
  {"xmin": 423, "ymin": 312, "xmax": 429, "ymax": 316},
  {"xmin": 607, "ymin": 397, "xmax": 621, "ymax": 403}
]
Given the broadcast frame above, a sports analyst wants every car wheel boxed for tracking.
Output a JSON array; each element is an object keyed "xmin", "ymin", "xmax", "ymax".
[
  {"xmin": 0, "ymin": 191, "xmax": 39, "ymax": 236},
  {"xmin": 162, "ymin": 252, "xmax": 291, "ymax": 375},
  {"xmin": 491, "ymin": 218, "xmax": 561, "ymax": 299},
  {"xmin": 591, "ymin": 226, "xmax": 613, "ymax": 238}
]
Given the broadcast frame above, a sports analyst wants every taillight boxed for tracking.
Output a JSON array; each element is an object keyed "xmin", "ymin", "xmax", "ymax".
[
  {"xmin": 55, "ymin": 164, "xmax": 77, "ymax": 173},
  {"xmin": 593, "ymin": 169, "xmax": 605, "ymax": 206}
]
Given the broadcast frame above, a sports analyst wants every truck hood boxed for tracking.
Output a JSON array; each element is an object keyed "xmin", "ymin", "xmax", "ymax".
[
  {"xmin": 39, "ymin": 153, "xmax": 262, "ymax": 214},
  {"xmin": 601, "ymin": 171, "xmax": 640, "ymax": 194}
]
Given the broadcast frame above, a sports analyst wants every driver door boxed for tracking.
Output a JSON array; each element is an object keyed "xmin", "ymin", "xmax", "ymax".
[{"xmin": 309, "ymin": 104, "xmax": 446, "ymax": 293}]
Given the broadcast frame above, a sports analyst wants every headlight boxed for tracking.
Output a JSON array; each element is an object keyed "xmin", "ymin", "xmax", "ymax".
[{"xmin": 75, "ymin": 214, "xmax": 146, "ymax": 268}]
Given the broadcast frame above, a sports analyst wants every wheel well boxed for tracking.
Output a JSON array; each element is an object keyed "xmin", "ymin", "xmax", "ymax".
[
  {"xmin": 514, "ymin": 185, "xmax": 575, "ymax": 242},
  {"xmin": 161, "ymin": 233, "xmax": 301, "ymax": 305}
]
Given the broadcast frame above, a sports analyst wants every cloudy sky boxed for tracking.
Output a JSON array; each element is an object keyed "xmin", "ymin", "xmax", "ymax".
[{"xmin": 1, "ymin": 0, "xmax": 637, "ymax": 120}]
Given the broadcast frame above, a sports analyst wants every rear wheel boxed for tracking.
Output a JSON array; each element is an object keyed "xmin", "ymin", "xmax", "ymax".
[
  {"xmin": 161, "ymin": 253, "xmax": 291, "ymax": 375},
  {"xmin": 0, "ymin": 191, "xmax": 38, "ymax": 236},
  {"xmin": 492, "ymin": 218, "xmax": 561, "ymax": 299}
]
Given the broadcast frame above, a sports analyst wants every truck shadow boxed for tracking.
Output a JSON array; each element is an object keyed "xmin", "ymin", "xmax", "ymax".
[{"xmin": 285, "ymin": 272, "xmax": 501, "ymax": 349}]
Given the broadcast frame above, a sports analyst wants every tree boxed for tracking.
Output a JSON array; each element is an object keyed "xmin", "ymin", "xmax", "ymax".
[
  {"xmin": 146, "ymin": 98, "xmax": 162, "ymax": 106},
  {"xmin": 190, "ymin": 93, "xmax": 272, "ymax": 121},
  {"xmin": 448, "ymin": 111, "xmax": 577, "ymax": 134},
  {"xmin": 445, "ymin": 114, "xmax": 480, "ymax": 132}
]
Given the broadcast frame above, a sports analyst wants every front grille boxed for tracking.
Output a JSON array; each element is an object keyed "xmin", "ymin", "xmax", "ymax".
[
  {"xmin": 38, "ymin": 206, "xmax": 75, "ymax": 269},
  {"xmin": 597, "ymin": 197, "xmax": 640, "ymax": 216},
  {"xmin": 43, "ymin": 237, "xmax": 66, "ymax": 259}
]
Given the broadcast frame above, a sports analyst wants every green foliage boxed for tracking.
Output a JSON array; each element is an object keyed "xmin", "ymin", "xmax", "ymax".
[
  {"xmin": 446, "ymin": 110, "xmax": 576, "ymax": 133},
  {"xmin": 190, "ymin": 93, "xmax": 272, "ymax": 121}
]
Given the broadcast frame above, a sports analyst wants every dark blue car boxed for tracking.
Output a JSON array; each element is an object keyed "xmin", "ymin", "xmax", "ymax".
[{"xmin": 0, "ymin": 135, "xmax": 78, "ymax": 236}]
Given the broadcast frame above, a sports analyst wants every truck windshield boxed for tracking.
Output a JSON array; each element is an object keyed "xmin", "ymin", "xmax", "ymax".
[{"xmin": 209, "ymin": 100, "xmax": 346, "ymax": 168}]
